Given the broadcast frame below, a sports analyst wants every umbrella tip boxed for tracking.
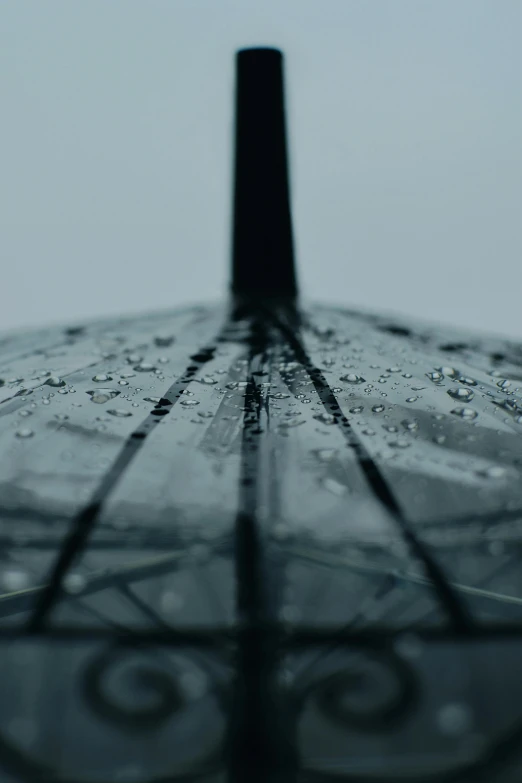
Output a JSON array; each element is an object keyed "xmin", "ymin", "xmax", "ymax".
[
  {"xmin": 236, "ymin": 46, "xmax": 283, "ymax": 59},
  {"xmin": 231, "ymin": 46, "xmax": 298, "ymax": 300}
]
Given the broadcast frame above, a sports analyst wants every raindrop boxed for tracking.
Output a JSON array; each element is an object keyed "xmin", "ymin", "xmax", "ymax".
[
  {"xmin": 436, "ymin": 367, "xmax": 459, "ymax": 378},
  {"xmin": 271, "ymin": 392, "xmax": 291, "ymax": 399},
  {"xmin": 405, "ymin": 397, "xmax": 418, "ymax": 403},
  {"xmin": 477, "ymin": 465, "xmax": 507, "ymax": 480},
  {"xmin": 18, "ymin": 410, "xmax": 32, "ymax": 418},
  {"xmin": 383, "ymin": 425, "xmax": 399, "ymax": 433},
  {"xmin": 426, "ymin": 371, "xmax": 443, "ymax": 383},
  {"xmin": 134, "ymin": 362, "xmax": 156, "ymax": 373},
  {"xmin": 197, "ymin": 410, "xmax": 213, "ymax": 418},
  {"xmin": 402, "ymin": 373, "xmax": 413, "ymax": 379},
  {"xmin": 436, "ymin": 703, "xmax": 473, "ymax": 737},
  {"xmin": 497, "ymin": 379, "xmax": 512, "ymax": 390},
  {"xmin": 314, "ymin": 413, "xmax": 336, "ymax": 425},
  {"xmin": 402, "ymin": 419, "xmax": 418, "ymax": 431},
  {"xmin": 92, "ymin": 374, "xmax": 113, "ymax": 383},
  {"xmin": 458, "ymin": 377, "xmax": 477, "ymax": 386},
  {"xmin": 314, "ymin": 448, "xmax": 338, "ymax": 462},
  {"xmin": 340, "ymin": 373, "xmax": 365, "ymax": 384},
  {"xmin": 433, "ymin": 435, "xmax": 447, "ymax": 444},
  {"xmin": 1, "ymin": 568, "xmax": 30, "ymax": 591},
  {"xmin": 180, "ymin": 399, "xmax": 200, "ymax": 407},
  {"xmin": 45, "ymin": 376, "xmax": 66, "ymax": 387},
  {"xmin": 362, "ymin": 428, "xmax": 376, "ymax": 436},
  {"xmin": 448, "ymin": 388, "xmax": 474, "ymax": 402},
  {"xmin": 320, "ymin": 477, "xmax": 348, "ymax": 496},
  {"xmin": 143, "ymin": 396, "xmax": 161, "ymax": 404},
  {"xmin": 372, "ymin": 405, "xmax": 385, "ymax": 413},
  {"xmin": 451, "ymin": 407, "xmax": 478, "ymax": 420},
  {"xmin": 198, "ymin": 376, "xmax": 217, "ymax": 385},
  {"xmin": 86, "ymin": 388, "xmax": 120, "ymax": 404},
  {"xmin": 120, "ymin": 371, "xmax": 136, "ymax": 379},
  {"xmin": 118, "ymin": 380, "xmax": 129, "ymax": 386},
  {"xmin": 389, "ymin": 438, "xmax": 411, "ymax": 449},
  {"xmin": 349, "ymin": 406, "xmax": 364, "ymax": 414},
  {"xmin": 62, "ymin": 573, "xmax": 87, "ymax": 594},
  {"xmin": 497, "ymin": 399, "xmax": 519, "ymax": 415},
  {"xmin": 107, "ymin": 409, "xmax": 133, "ymax": 418},
  {"xmin": 154, "ymin": 334, "xmax": 175, "ymax": 347},
  {"xmin": 15, "ymin": 429, "xmax": 34, "ymax": 438},
  {"xmin": 387, "ymin": 367, "xmax": 402, "ymax": 373}
]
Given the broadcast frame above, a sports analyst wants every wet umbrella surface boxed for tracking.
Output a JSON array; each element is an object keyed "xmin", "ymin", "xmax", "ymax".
[{"xmin": 1, "ymin": 48, "xmax": 522, "ymax": 783}]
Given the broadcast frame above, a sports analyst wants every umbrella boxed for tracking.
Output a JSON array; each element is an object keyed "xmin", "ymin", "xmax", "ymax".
[{"xmin": 0, "ymin": 46, "xmax": 522, "ymax": 782}]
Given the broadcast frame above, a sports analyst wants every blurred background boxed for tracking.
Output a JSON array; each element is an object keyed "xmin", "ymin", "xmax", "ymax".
[{"xmin": 0, "ymin": 0, "xmax": 520, "ymax": 338}]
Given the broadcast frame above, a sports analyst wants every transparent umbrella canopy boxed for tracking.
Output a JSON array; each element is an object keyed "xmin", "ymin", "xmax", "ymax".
[{"xmin": 0, "ymin": 47, "xmax": 522, "ymax": 783}]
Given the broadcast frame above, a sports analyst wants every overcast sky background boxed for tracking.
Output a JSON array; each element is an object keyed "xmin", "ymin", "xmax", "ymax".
[{"xmin": 1, "ymin": 1, "xmax": 521, "ymax": 339}]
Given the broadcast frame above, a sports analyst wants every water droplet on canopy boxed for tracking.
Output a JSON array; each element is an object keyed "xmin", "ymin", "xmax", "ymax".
[
  {"xmin": 86, "ymin": 388, "xmax": 121, "ymax": 404},
  {"xmin": 45, "ymin": 376, "xmax": 66, "ymax": 387},
  {"xmin": 448, "ymin": 387, "xmax": 475, "ymax": 402},
  {"xmin": 451, "ymin": 407, "xmax": 478, "ymax": 420},
  {"xmin": 108, "ymin": 409, "xmax": 133, "ymax": 418},
  {"xmin": 15, "ymin": 428, "xmax": 34, "ymax": 438}
]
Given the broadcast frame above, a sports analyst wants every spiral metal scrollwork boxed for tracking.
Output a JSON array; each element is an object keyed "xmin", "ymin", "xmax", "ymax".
[
  {"xmin": 0, "ymin": 640, "xmax": 226, "ymax": 783},
  {"xmin": 304, "ymin": 646, "xmax": 419, "ymax": 733},
  {"xmin": 81, "ymin": 643, "xmax": 185, "ymax": 733}
]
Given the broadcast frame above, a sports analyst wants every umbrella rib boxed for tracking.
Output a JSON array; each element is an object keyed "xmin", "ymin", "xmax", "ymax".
[
  {"xmin": 226, "ymin": 318, "xmax": 299, "ymax": 782},
  {"xmin": 116, "ymin": 582, "xmax": 172, "ymax": 629},
  {"xmin": 26, "ymin": 327, "xmax": 229, "ymax": 631},
  {"xmin": 266, "ymin": 305, "xmax": 474, "ymax": 634}
]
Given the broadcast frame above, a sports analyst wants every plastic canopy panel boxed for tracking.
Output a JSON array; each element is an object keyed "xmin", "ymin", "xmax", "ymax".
[{"xmin": 0, "ymin": 48, "xmax": 521, "ymax": 783}]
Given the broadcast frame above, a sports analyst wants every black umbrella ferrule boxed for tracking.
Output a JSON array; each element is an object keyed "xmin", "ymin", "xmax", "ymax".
[{"xmin": 231, "ymin": 47, "xmax": 298, "ymax": 300}]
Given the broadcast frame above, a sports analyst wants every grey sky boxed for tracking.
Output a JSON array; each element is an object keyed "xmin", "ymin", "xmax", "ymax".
[{"xmin": 1, "ymin": 1, "xmax": 521, "ymax": 338}]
